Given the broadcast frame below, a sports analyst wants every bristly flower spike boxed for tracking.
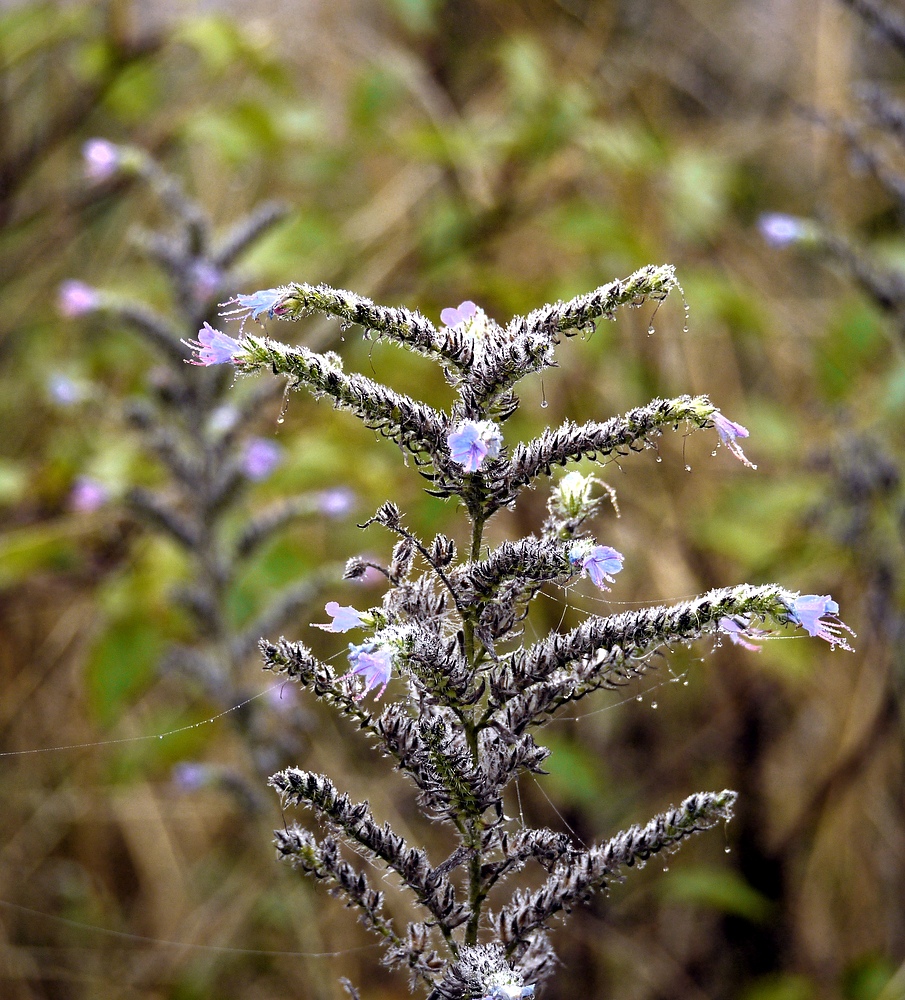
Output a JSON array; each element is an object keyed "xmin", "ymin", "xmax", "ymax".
[
  {"xmin": 787, "ymin": 595, "xmax": 855, "ymax": 650},
  {"xmin": 184, "ymin": 323, "xmax": 243, "ymax": 366}
]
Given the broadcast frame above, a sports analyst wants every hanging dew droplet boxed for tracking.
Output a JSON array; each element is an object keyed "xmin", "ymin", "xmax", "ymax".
[
  {"xmin": 540, "ymin": 400, "xmax": 548, "ymax": 409},
  {"xmin": 724, "ymin": 846, "xmax": 732, "ymax": 854},
  {"xmin": 711, "ymin": 450, "xmax": 717, "ymax": 457},
  {"xmin": 685, "ymin": 464, "xmax": 692, "ymax": 472},
  {"xmin": 647, "ymin": 326, "xmax": 655, "ymax": 336},
  {"xmin": 683, "ymin": 680, "xmax": 689, "ymax": 686},
  {"xmin": 656, "ymin": 456, "xmax": 663, "ymax": 463},
  {"xmin": 636, "ymin": 695, "xmax": 643, "ymax": 702},
  {"xmin": 651, "ymin": 701, "xmax": 658, "ymax": 709}
]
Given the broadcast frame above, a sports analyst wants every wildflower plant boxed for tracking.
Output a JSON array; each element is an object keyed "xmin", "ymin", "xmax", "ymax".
[
  {"xmin": 64, "ymin": 143, "xmax": 355, "ymax": 784},
  {"xmin": 186, "ymin": 269, "xmax": 853, "ymax": 998}
]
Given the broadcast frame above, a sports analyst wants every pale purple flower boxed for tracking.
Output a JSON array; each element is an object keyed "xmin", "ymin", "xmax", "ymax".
[
  {"xmin": 207, "ymin": 404, "xmax": 239, "ymax": 434},
  {"xmin": 189, "ymin": 260, "xmax": 221, "ymax": 303},
  {"xmin": 58, "ymin": 280, "xmax": 100, "ymax": 318},
  {"xmin": 569, "ymin": 543, "xmax": 624, "ymax": 589},
  {"xmin": 222, "ymin": 287, "xmax": 286, "ymax": 327},
  {"xmin": 318, "ymin": 487, "xmax": 355, "ymax": 518},
  {"xmin": 481, "ymin": 987, "xmax": 535, "ymax": 1000},
  {"xmin": 69, "ymin": 476, "xmax": 109, "ymax": 512},
  {"xmin": 447, "ymin": 420, "xmax": 502, "ymax": 473},
  {"xmin": 719, "ymin": 616, "xmax": 768, "ymax": 652},
  {"xmin": 313, "ymin": 601, "xmax": 368, "ymax": 633},
  {"xmin": 241, "ymin": 437, "xmax": 283, "ymax": 481},
  {"xmin": 172, "ymin": 762, "xmax": 212, "ymax": 792},
  {"xmin": 758, "ymin": 213, "xmax": 809, "ymax": 248},
  {"xmin": 440, "ymin": 300, "xmax": 478, "ymax": 328},
  {"xmin": 82, "ymin": 138, "xmax": 121, "ymax": 182},
  {"xmin": 343, "ymin": 641, "xmax": 394, "ymax": 699},
  {"xmin": 184, "ymin": 323, "xmax": 242, "ymax": 366},
  {"xmin": 47, "ymin": 374, "xmax": 85, "ymax": 406},
  {"xmin": 787, "ymin": 595, "xmax": 854, "ymax": 650},
  {"xmin": 711, "ymin": 411, "xmax": 755, "ymax": 469}
]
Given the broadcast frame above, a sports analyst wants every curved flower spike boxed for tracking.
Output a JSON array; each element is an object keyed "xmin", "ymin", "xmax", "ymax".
[
  {"xmin": 184, "ymin": 323, "xmax": 243, "ymax": 366},
  {"xmin": 313, "ymin": 602, "xmax": 368, "ymax": 633},
  {"xmin": 343, "ymin": 641, "xmax": 394, "ymax": 699},
  {"xmin": 712, "ymin": 411, "xmax": 756, "ymax": 469},
  {"xmin": 569, "ymin": 542, "xmax": 624, "ymax": 589},
  {"xmin": 447, "ymin": 419, "xmax": 502, "ymax": 473},
  {"xmin": 788, "ymin": 595, "xmax": 855, "ymax": 650},
  {"xmin": 440, "ymin": 300, "xmax": 478, "ymax": 328}
]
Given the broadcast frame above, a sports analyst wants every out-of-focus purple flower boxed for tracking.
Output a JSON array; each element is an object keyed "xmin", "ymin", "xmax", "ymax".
[
  {"xmin": 712, "ymin": 411, "xmax": 755, "ymax": 469},
  {"xmin": 758, "ymin": 213, "xmax": 809, "ymax": 248},
  {"xmin": 207, "ymin": 404, "xmax": 239, "ymax": 434},
  {"xmin": 58, "ymin": 280, "xmax": 100, "ymax": 318},
  {"xmin": 82, "ymin": 138, "xmax": 121, "ymax": 182},
  {"xmin": 184, "ymin": 323, "xmax": 242, "ymax": 366},
  {"xmin": 787, "ymin": 594, "xmax": 854, "ymax": 650},
  {"xmin": 172, "ymin": 762, "xmax": 212, "ymax": 792},
  {"xmin": 440, "ymin": 300, "xmax": 478, "ymax": 328},
  {"xmin": 222, "ymin": 288, "xmax": 286, "ymax": 327},
  {"xmin": 68, "ymin": 476, "xmax": 109, "ymax": 512},
  {"xmin": 241, "ymin": 437, "xmax": 283, "ymax": 481},
  {"xmin": 569, "ymin": 543, "xmax": 624, "ymax": 589},
  {"xmin": 318, "ymin": 487, "xmax": 355, "ymax": 518},
  {"xmin": 719, "ymin": 616, "xmax": 768, "ymax": 652},
  {"xmin": 189, "ymin": 260, "xmax": 221, "ymax": 303},
  {"xmin": 47, "ymin": 374, "xmax": 86, "ymax": 406},
  {"xmin": 447, "ymin": 420, "xmax": 502, "ymax": 473},
  {"xmin": 343, "ymin": 642, "xmax": 394, "ymax": 700},
  {"xmin": 313, "ymin": 601, "xmax": 368, "ymax": 633}
]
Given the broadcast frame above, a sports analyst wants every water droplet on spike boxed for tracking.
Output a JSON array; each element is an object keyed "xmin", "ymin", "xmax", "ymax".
[
  {"xmin": 724, "ymin": 846, "xmax": 731, "ymax": 854},
  {"xmin": 636, "ymin": 695, "xmax": 643, "ymax": 702},
  {"xmin": 647, "ymin": 326, "xmax": 655, "ymax": 336},
  {"xmin": 651, "ymin": 701, "xmax": 658, "ymax": 709},
  {"xmin": 656, "ymin": 456, "xmax": 662, "ymax": 463},
  {"xmin": 685, "ymin": 464, "xmax": 692, "ymax": 472},
  {"xmin": 711, "ymin": 450, "xmax": 717, "ymax": 457},
  {"xmin": 540, "ymin": 400, "xmax": 548, "ymax": 409}
]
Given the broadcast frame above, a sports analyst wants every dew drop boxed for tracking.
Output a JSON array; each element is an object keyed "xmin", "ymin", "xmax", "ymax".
[
  {"xmin": 647, "ymin": 326, "xmax": 655, "ymax": 336},
  {"xmin": 711, "ymin": 450, "xmax": 717, "ymax": 457},
  {"xmin": 277, "ymin": 416, "xmax": 284, "ymax": 424},
  {"xmin": 684, "ymin": 464, "xmax": 692, "ymax": 472},
  {"xmin": 683, "ymin": 680, "xmax": 689, "ymax": 686},
  {"xmin": 662, "ymin": 864, "xmax": 669, "ymax": 872},
  {"xmin": 651, "ymin": 701, "xmax": 658, "ymax": 709},
  {"xmin": 540, "ymin": 400, "xmax": 548, "ymax": 409},
  {"xmin": 636, "ymin": 695, "xmax": 643, "ymax": 702},
  {"xmin": 724, "ymin": 846, "xmax": 732, "ymax": 854},
  {"xmin": 656, "ymin": 456, "xmax": 663, "ymax": 463}
]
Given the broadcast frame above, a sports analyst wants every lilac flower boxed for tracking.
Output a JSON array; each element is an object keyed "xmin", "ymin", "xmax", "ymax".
[
  {"xmin": 207, "ymin": 404, "xmax": 239, "ymax": 434},
  {"xmin": 184, "ymin": 323, "xmax": 243, "ymax": 366},
  {"xmin": 481, "ymin": 987, "xmax": 535, "ymax": 1000},
  {"xmin": 172, "ymin": 762, "xmax": 212, "ymax": 792},
  {"xmin": 241, "ymin": 437, "xmax": 283, "ymax": 481},
  {"xmin": 68, "ymin": 476, "xmax": 109, "ymax": 512},
  {"xmin": 58, "ymin": 280, "xmax": 100, "ymax": 318},
  {"xmin": 47, "ymin": 374, "xmax": 85, "ymax": 406},
  {"xmin": 317, "ymin": 487, "xmax": 355, "ymax": 518},
  {"xmin": 711, "ymin": 411, "xmax": 756, "ymax": 469},
  {"xmin": 447, "ymin": 420, "xmax": 502, "ymax": 473},
  {"xmin": 758, "ymin": 213, "xmax": 809, "ymax": 248},
  {"xmin": 343, "ymin": 641, "xmax": 394, "ymax": 699},
  {"xmin": 313, "ymin": 602, "xmax": 368, "ymax": 633},
  {"xmin": 440, "ymin": 300, "xmax": 478, "ymax": 328},
  {"xmin": 719, "ymin": 616, "xmax": 768, "ymax": 652},
  {"xmin": 189, "ymin": 260, "xmax": 221, "ymax": 303},
  {"xmin": 222, "ymin": 287, "xmax": 286, "ymax": 327},
  {"xmin": 787, "ymin": 595, "xmax": 855, "ymax": 650},
  {"xmin": 569, "ymin": 543, "xmax": 624, "ymax": 589},
  {"xmin": 83, "ymin": 138, "xmax": 122, "ymax": 182}
]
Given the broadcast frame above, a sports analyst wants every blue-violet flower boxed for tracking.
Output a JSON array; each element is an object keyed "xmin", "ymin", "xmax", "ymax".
[
  {"xmin": 447, "ymin": 420, "xmax": 502, "ymax": 473},
  {"xmin": 314, "ymin": 602, "xmax": 369, "ymax": 633},
  {"xmin": 569, "ymin": 542, "xmax": 624, "ymax": 589},
  {"xmin": 184, "ymin": 323, "xmax": 242, "ymax": 366},
  {"xmin": 222, "ymin": 287, "xmax": 286, "ymax": 328},
  {"xmin": 440, "ymin": 300, "xmax": 478, "ymax": 328},
  {"xmin": 82, "ymin": 138, "xmax": 121, "ymax": 182},
  {"xmin": 241, "ymin": 437, "xmax": 283, "ymax": 481},
  {"xmin": 711, "ymin": 411, "xmax": 755, "ymax": 468},
  {"xmin": 719, "ymin": 616, "xmax": 768, "ymax": 652},
  {"xmin": 788, "ymin": 595, "xmax": 854, "ymax": 650},
  {"xmin": 343, "ymin": 641, "xmax": 394, "ymax": 699}
]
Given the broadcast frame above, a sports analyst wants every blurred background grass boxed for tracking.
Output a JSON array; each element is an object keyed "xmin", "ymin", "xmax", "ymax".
[{"xmin": 1, "ymin": 1, "xmax": 904, "ymax": 998}]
